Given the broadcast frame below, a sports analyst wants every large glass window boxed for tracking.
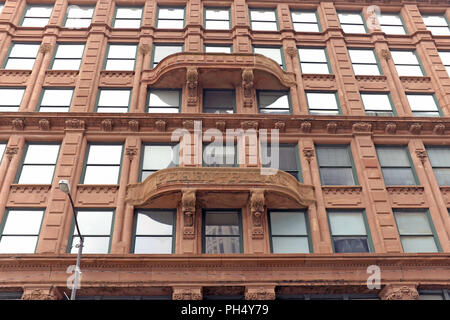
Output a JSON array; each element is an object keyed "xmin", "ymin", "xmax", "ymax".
[
  {"xmin": 361, "ymin": 93, "xmax": 395, "ymax": 116},
  {"xmin": 82, "ymin": 144, "xmax": 123, "ymax": 184},
  {"xmin": 152, "ymin": 44, "xmax": 183, "ymax": 68},
  {"xmin": 133, "ymin": 210, "xmax": 176, "ymax": 254},
  {"xmin": 391, "ymin": 51, "xmax": 424, "ymax": 76},
  {"xmin": 17, "ymin": 143, "xmax": 60, "ymax": 184},
  {"xmin": 38, "ymin": 88, "xmax": 73, "ymax": 112},
  {"xmin": 203, "ymin": 210, "xmax": 242, "ymax": 254},
  {"xmin": 378, "ymin": 13, "xmax": 407, "ymax": 34},
  {"xmin": 316, "ymin": 145, "xmax": 356, "ymax": 185},
  {"xmin": 249, "ymin": 9, "xmax": 278, "ymax": 31},
  {"xmin": 269, "ymin": 210, "xmax": 310, "ymax": 253},
  {"xmin": 422, "ymin": 14, "xmax": 450, "ymax": 36},
  {"xmin": 4, "ymin": 43, "xmax": 39, "ymax": 69},
  {"xmin": 376, "ymin": 146, "xmax": 417, "ymax": 186},
  {"xmin": 261, "ymin": 144, "xmax": 301, "ymax": 180},
  {"xmin": 64, "ymin": 5, "xmax": 94, "ymax": 28},
  {"xmin": 298, "ymin": 48, "xmax": 330, "ymax": 74},
  {"xmin": 328, "ymin": 211, "xmax": 371, "ymax": 253},
  {"xmin": 253, "ymin": 47, "xmax": 283, "ymax": 68},
  {"xmin": 0, "ymin": 209, "xmax": 44, "ymax": 253},
  {"xmin": 21, "ymin": 4, "xmax": 53, "ymax": 27},
  {"xmin": 426, "ymin": 147, "xmax": 450, "ymax": 185},
  {"xmin": 203, "ymin": 90, "xmax": 234, "ymax": 114},
  {"xmin": 204, "ymin": 8, "xmax": 230, "ymax": 30},
  {"xmin": 257, "ymin": 91, "xmax": 290, "ymax": 114},
  {"xmin": 96, "ymin": 89, "xmax": 130, "ymax": 113},
  {"xmin": 438, "ymin": 51, "xmax": 450, "ymax": 75},
  {"xmin": 51, "ymin": 44, "xmax": 85, "ymax": 70},
  {"xmin": 338, "ymin": 12, "xmax": 366, "ymax": 33},
  {"xmin": 419, "ymin": 289, "xmax": 450, "ymax": 300},
  {"xmin": 306, "ymin": 92, "xmax": 340, "ymax": 115},
  {"xmin": 157, "ymin": 7, "xmax": 185, "ymax": 29},
  {"xmin": 348, "ymin": 49, "xmax": 381, "ymax": 75},
  {"xmin": 394, "ymin": 210, "xmax": 439, "ymax": 253},
  {"xmin": 406, "ymin": 94, "xmax": 441, "ymax": 117},
  {"xmin": 113, "ymin": 6, "xmax": 142, "ymax": 29},
  {"xmin": 203, "ymin": 142, "xmax": 236, "ymax": 167},
  {"xmin": 147, "ymin": 89, "xmax": 180, "ymax": 113},
  {"xmin": 104, "ymin": 44, "xmax": 137, "ymax": 71},
  {"xmin": 140, "ymin": 144, "xmax": 179, "ymax": 181},
  {"xmin": 0, "ymin": 88, "xmax": 25, "ymax": 111},
  {"xmin": 291, "ymin": 11, "xmax": 320, "ymax": 32}
]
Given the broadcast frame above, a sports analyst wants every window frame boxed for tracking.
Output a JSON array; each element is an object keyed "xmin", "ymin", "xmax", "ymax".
[
  {"xmin": 378, "ymin": 12, "xmax": 408, "ymax": 34},
  {"xmin": 112, "ymin": 5, "xmax": 143, "ymax": 29},
  {"xmin": 337, "ymin": 11, "xmax": 368, "ymax": 34},
  {"xmin": 421, "ymin": 14, "xmax": 450, "ymax": 35},
  {"xmin": 202, "ymin": 89, "xmax": 236, "ymax": 114},
  {"xmin": 290, "ymin": 9, "xmax": 321, "ymax": 33},
  {"xmin": 438, "ymin": 51, "xmax": 450, "ymax": 75},
  {"xmin": 2, "ymin": 42, "xmax": 40, "ymax": 70},
  {"xmin": 146, "ymin": 88, "xmax": 181, "ymax": 113},
  {"xmin": 36, "ymin": 87, "xmax": 74, "ymax": 112},
  {"xmin": 19, "ymin": 3, "xmax": 54, "ymax": 27},
  {"xmin": 315, "ymin": 144, "xmax": 359, "ymax": 186},
  {"xmin": 306, "ymin": 91, "xmax": 342, "ymax": 115},
  {"xmin": 204, "ymin": 7, "xmax": 231, "ymax": 30},
  {"xmin": 63, "ymin": 4, "xmax": 95, "ymax": 28},
  {"xmin": 150, "ymin": 43, "xmax": 184, "ymax": 68},
  {"xmin": 425, "ymin": 146, "xmax": 450, "ymax": 186},
  {"xmin": 297, "ymin": 46, "xmax": 332, "ymax": 74},
  {"xmin": 131, "ymin": 209, "xmax": 177, "ymax": 254},
  {"xmin": 256, "ymin": 90, "xmax": 292, "ymax": 115},
  {"xmin": 95, "ymin": 88, "xmax": 131, "ymax": 113},
  {"xmin": 139, "ymin": 142, "xmax": 179, "ymax": 182},
  {"xmin": 50, "ymin": 42, "xmax": 86, "ymax": 70},
  {"xmin": 419, "ymin": 289, "xmax": 450, "ymax": 300},
  {"xmin": 268, "ymin": 209, "xmax": 313, "ymax": 253},
  {"xmin": 376, "ymin": 145, "xmax": 420, "ymax": 186},
  {"xmin": 156, "ymin": 6, "xmax": 186, "ymax": 29},
  {"xmin": 348, "ymin": 48, "xmax": 383, "ymax": 76},
  {"xmin": 406, "ymin": 93, "xmax": 443, "ymax": 117},
  {"xmin": 249, "ymin": 8, "xmax": 279, "ymax": 31},
  {"xmin": 202, "ymin": 209, "xmax": 243, "ymax": 254},
  {"xmin": 204, "ymin": 44, "xmax": 233, "ymax": 53},
  {"xmin": 260, "ymin": 143, "xmax": 302, "ymax": 182},
  {"xmin": 360, "ymin": 92, "xmax": 397, "ymax": 116},
  {"xmin": 103, "ymin": 43, "xmax": 138, "ymax": 71},
  {"xmin": 0, "ymin": 86, "xmax": 26, "ymax": 111},
  {"xmin": 391, "ymin": 50, "xmax": 426, "ymax": 76}
]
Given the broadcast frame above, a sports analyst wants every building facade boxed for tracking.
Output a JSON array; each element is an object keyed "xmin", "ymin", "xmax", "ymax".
[{"xmin": 0, "ymin": 0, "xmax": 449, "ymax": 300}]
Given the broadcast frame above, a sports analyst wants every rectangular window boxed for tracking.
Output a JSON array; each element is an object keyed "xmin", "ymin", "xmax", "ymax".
[
  {"xmin": 348, "ymin": 49, "xmax": 381, "ymax": 75},
  {"xmin": 419, "ymin": 290, "xmax": 450, "ymax": 300},
  {"xmin": 204, "ymin": 45, "xmax": 232, "ymax": 54},
  {"xmin": 64, "ymin": 5, "xmax": 94, "ymax": 28},
  {"xmin": 17, "ymin": 143, "xmax": 60, "ymax": 184},
  {"xmin": 0, "ymin": 209, "xmax": 44, "ymax": 253},
  {"xmin": 205, "ymin": 8, "xmax": 230, "ymax": 30},
  {"xmin": 0, "ymin": 143, "xmax": 5, "ymax": 161},
  {"xmin": 376, "ymin": 146, "xmax": 417, "ymax": 186},
  {"xmin": 104, "ymin": 44, "xmax": 137, "ymax": 71},
  {"xmin": 306, "ymin": 92, "xmax": 340, "ymax": 115},
  {"xmin": 157, "ymin": 7, "xmax": 185, "ymax": 29},
  {"xmin": 51, "ymin": 44, "xmax": 85, "ymax": 70},
  {"xmin": 316, "ymin": 145, "xmax": 356, "ymax": 185},
  {"xmin": 96, "ymin": 89, "xmax": 130, "ymax": 113},
  {"xmin": 338, "ymin": 12, "xmax": 366, "ymax": 33},
  {"xmin": 291, "ymin": 10, "xmax": 320, "ymax": 32},
  {"xmin": 203, "ymin": 90, "xmax": 235, "ymax": 114},
  {"xmin": 438, "ymin": 51, "xmax": 450, "ymax": 75},
  {"xmin": 422, "ymin": 14, "xmax": 450, "ymax": 36},
  {"xmin": 249, "ymin": 9, "xmax": 278, "ymax": 31},
  {"xmin": 4, "ymin": 43, "xmax": 39, "ymax": 69},
  {"xmin": 203, "ymin": 210, "xmax": 242, "ymax": 254},
  {"xmin": 114, "ymin": 6, "xmax": 142, "ymax": 29},
  {"xmin": 391, "ymin": 51, "xmax": 424, "ymax": 76},
  {"xmin": 361, "ymin": 93, "xmax": 395, "ymax": 116},
  {"xmin": 0, "ymin": 88, "xmax": 25, "ymax": 111},
  {"xmin": 425, "ymin": 147, "xmax": 450, "ymax": 185},
  {"xmin": 69, "ymin": 210, "xmax": 114, "ymax": 254},
  {"xmin": 203, "ymin": 142, "xmax": 236, "ymax": 167},
  {"xmin": 394, "ymin": 210, "xmax": 439, "ymax": 253},
  {"xmin": 269, "ymin": 210, "xmax": 310, "ymax": 253},
  {"xmin": 253, "ymin": 47, "xmax": 283, "ymax": 68},
  {"xmin": 147, "ymin": 89, "xmax": 180, "ymax": 113},
  {"xmin": 140, "ymin": 144, "xmax": 179, "ymax": 181},
  {"xmin": 378, "ymin": 13, "xmax": 407, "ymax": 34},
  {"xmin": 257, "ymin": 91, "xmax": 290, "ymax": 114},
  {"xmin": 261, "ymin": 144, "xmax": 301, "ymax": 180},
  {"xmin": 21, "ymin": 4, "xmax": 53, "ymax": 27},
  {"xmin": 298, "ymin": 48, "xmax": 330, "ymax": 74},
  {"xmin": 152, "ymin": 44, "xmax": 183, "ymax": 68},
  {"xmin": 82, "ymin": 144, "xmax": 123, "ymax": 184},
  {"xmin": 133, "ymin": 210, "xmax": 176, "ymax": 254},
  {"xmin": 406, "ymin": 94, "xmax": 441, "ymax": 117},
  {"xmin": 38, "ymin": 88, "xmax": 73, "ymax": 112},
  {"xmin": 328, "ymin": 211, "xmax": 371, "ymax": 253}
]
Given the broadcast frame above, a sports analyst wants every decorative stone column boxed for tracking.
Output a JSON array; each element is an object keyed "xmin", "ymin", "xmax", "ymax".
[
  {"xmin": 172, "ymin": 287, "xmax": 203, "ymax": 300},
  {"xmin": 245, "ymin": 286, "xmax": 276, "ymax": 300},
  {"xmin": 379, "ymin": 284, "xmax": 419, "ymax": 300}
]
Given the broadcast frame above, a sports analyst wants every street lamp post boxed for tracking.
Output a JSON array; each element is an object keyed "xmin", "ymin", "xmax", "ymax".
[{"xmin": 59, "ymin": 180, "xmax": 83, "ymax": 301}]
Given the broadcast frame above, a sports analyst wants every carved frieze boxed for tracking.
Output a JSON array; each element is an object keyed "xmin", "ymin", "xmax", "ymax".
[
  {"xmin": 433, "ymin": 123, "xmax": 445, "ymax": 135},
  {"xmin": 101, "ymin": 119, "xmax": 113, "ymax": 132},
  {"xmin": 215, "ymin": 120, "xmax": 226, "ymax": 132},
  {"xmin": 352, "ymin": 122, "xmax": 372, "ymax": 133},
  {"xmin": 22, "ymin": 289, "xmax": 59, "ymax": 300}
]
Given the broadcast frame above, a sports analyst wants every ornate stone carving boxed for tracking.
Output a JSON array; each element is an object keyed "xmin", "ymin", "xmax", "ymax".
[
  {"xmin": 241, "ymin": 120, "xmax": 259, "ymax": 130},
  {"xmin": 416, "ymin": 150, "xmax": 428, "ymax": 164},
  {"xmin": 215, "ymin": 120, "xmax": 226, "ymax": 132},
  {"xmin": 5, "ymin": 147, "xmax": 19, "ymax": 160},
  {"xmin": 183, "ymin": 120, "xmax": 195, "ymax": 130},
  {"xmin": 300, "ymin": 121, "xmax": 312, "ymax": 133},
  {"xmin": 433, "ymin": 123, "xmax": 445, "ymax": 135},
  {"xmin": 285, "ymin": 46, "xmax": 297, "ymax": 58},
  {"xmin": 186, "ymin": 67, "xmax": 198, "ymax": 106},
  {"xmin": 155, "ymin": 120, "xmax": 167, "ymax": 132},
  {"xmin": 379, "ymin": 284, "xmax": 419, "ymax": 300},
  {"xmin": 128, "ymin": 120, "xmax": 139, "ymax": 132},
  {"xmin": 303, "ymin": 148, "xmax": 315, "ymax": 163},
  {"xmin": 245, "ymin": 287, "xmax": 276, "ymax": 300},
  {"xmin": 409, "ymin": 123, "xmax": 422, "ymax": 135},
  {"xmin": 352, "ymin": 122, "xmax": 372, "ymax": 133},
  {"xmin": 101, "ymin": 119, "xmax": 113, "ymax": 132},
  {"xmin": 274, "ymin": 121, "xmax": 286, "ymax": 132},
  {"xmin": 242, "ymin": 68, "xmax": 254, "ymax": 108},
  {"xmin": 65, "ymin": 119, "xmax": 85, "ymax": 130},
  {"xmin": 250, "ymin": 189, "xmax": 265, "ymax": 239},
  {"xmin": 22, "ymin": 289, "xmax": 59, "ymax": 300},
  {"xmin": 327, "ymin": 122, "xmax": 337, "ymax": 134},
  {"xmin": 126, "ymin": 147, "xmax": 138, "ymax": 161},
  {"xmin": 39, "ymin": 43, "xmax": 52, "ymax": 54},
  {"xmin": 385, "ymin": 123, "xmax": 397, "ymax": 134},
  {"xmin": 380, "ymin": 49, "xmax": 391, "ymax": 61},
  {"xmin": 172, "ymin": 288, "xmax": 202, "ymax": 300},
  {"xmin": 182, "ymin": 189, "xmax": 196, "ymax": 239},
  {"xmin": 38, "ymin": 119, "xmax": 50, "ymax": 131},
  {"xmin": 139, "ymin": 43, "xmax": 151, "ymax": 55},
  {"xmin": 12, "ymin": 119, "xmax": 24, "ymax": 130}
]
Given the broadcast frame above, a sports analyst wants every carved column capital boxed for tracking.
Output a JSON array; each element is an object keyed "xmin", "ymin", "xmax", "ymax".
[
  {"xmin": 379, "ymin": 284, "xmax": 419, "ymax": 300},
  {"xmin": 245, "ymin": 286, "xmax": 276, "ymax": 300},
  {"xmin": 126, "ymin": 147, "xmax": 138, "ymax": 161},
  {"xmin": 5, "ymin": 147, "xmax": 19, "ymax": 160},
  {"xmin": 285, "ymin": 46, "xmax": 297, "ymax": 58},
  {"xmin": 415, "ymin": 150, "xmax": 428, "ymax": 164},
  {"xmin": 139, "ymin": 43, "xmax": 151, "ymax": 55},
  {"xmin": 303, "ymin": 148, "xmax": 315, "ymax": 163},
  {"xmin": 172, "ymin": 287, "xmax": 202, "ymax": 300},
  {"xmin": 380, "ymin": 49, "xmax": 391, "ymax": 61},
  {"xmin": 39, "ymin": 43, "xmax": 53, "ymax": 54}
]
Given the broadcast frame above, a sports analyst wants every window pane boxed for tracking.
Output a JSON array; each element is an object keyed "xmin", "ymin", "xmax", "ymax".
[
  {"xmin": 400, "ymin": 236, "xmax": 438, "ymax": 253},
  {"xmin": 0, "ymin": 236, "xmax": 38, "ymax": 253},
  {"xmin": 341, "ymin": 24, "xmax": 366, "ymax": 33},
  {"xmin": 293, "ymin": 23, "xmax": 320, "ymax": 32},
  {"xmin": 108, "ymin": 45, "xmax": 137, "ymax": 59},
  {"xmin": 0, "ymin": 144, "xmax": 5, "ymax": 159},
  {"xmin": 87, "ymin": 145, "xmax": 122, "ymax": 164},
  {"xmin": 136, "ymin": 211, "xmax": 173, "ymax": 235},
  {"xmin": 153, "ymin": 45, "xmax": 183, "ymax": 65},
  {"xmin": 348, "ymin": 50, "xmax": 376, "ymax": 64},
  {"xmin": 300, "ymin": 63, "xmax": 329, "ymax": 74},
  {"xmin": 352, "ymin": 64, "xmax": 381, "ymax": 75},
  {"xmin": 391, "ymin": 51, "xmax": 419, "ymax": 65},
  {"xmin": 205, "ymin": 46, "xmax": 231, "ymax": 53},
  {"xmin": 251, "ymin": 21, "xmax": 277, "ymax": 31},
  {"xmin": 76, "ymin": 211, "xmax": 113, "ymax": 235},
  {"xmin": 71, "ymin": 236, "xmax": 110, "ymax": 254},
  {"xmin": 395, "ymin": 211, "xmax": 433, "ymax": 235},
  {"xmin": 116, "ymin": 7, "xmax": 142, "ymax": 19},
  {"xmin": 259, "ymin": 91, "xmax": 289, "ymax": 109},
  {"xmin": 5, "ymin": 58, "xmax": 35, "ymax": 69},
  {"xmin": 65, "ymin": 18, "xmax": 91, "ymax": 28},
  {"xmin": 205, "ymin": 212, "xmax": 239, "ymax": 235},
  {"xmin": 298, "ymin": 48, "xmax": 327, "ymax": 62},
  {"xmin": 395, "ymin": 65, "xmax": 424, "ymax": 76},
  {"xmin": 427, "ymin": 26, "xmax": 450, "ymax": 35},
  {"xmin": 407, "ymin": 95, "xmax": 438, "ymax": 112},
  {"xmin": 25, "ymin": 6, "xmax": 53, "ymax": 17},
  {"xmin": 18, "ymin": 165, "xmax": 55, "ymax": 184},
  {"xmin": 52, "ymin": 59, "xmax": 82, "ymax": 70},
  {"xmin": 67, "ymin": 6, "xmax": 94, "ymax": 18},
  {"xmin": 205, "ymin": 9, "xmax": 229, "ymax": 20},
  {"xmin": 250, "ymin": 10, "xmax": 276, "ymax": 21},
  {"xmin": 377, "ymin": 147, "xmax": 410, "ymax": 166},
  {"xmin": 422, "ymin": 15, "xmax": 448, "ymax": 26},
  {"xmin": 158, "ymin": 8, "xmax": 184, "ymax": 19},
  {"xmin": 419, "ymin": 294, "xmax": 444, "ymax": 300},
  {"xmin": 316, "ymin": 147, "xmax": 351, "ymax": 166},
  {"xmin": 382, "ymin": 168, "xmax": 416, "ymax": 185},
  {"xmin": 10, "ymin": 44, "xmax": 40, "ymax": 57},
  {"xmin": 205, "ymin": 237, "xmax": 240, "ymax": 254},
  {"xmin": 24, "ymin": 144, "xmax": 60, "ymax": 164},
  {"xmin": 134, "ymin": 237, "xmax": 173, "ymax": 254},
  {"xmin": 272, "ymin": 237, "xmax": 309, "ymax": 253},
  {"xmin": 114, "ymin": 19, "xmax": 141, "ymax": 28},
  {"xmin": 254, "ymin": 47, "xmax": 282, "ymax": 65},
  {"xmin": 203, "ymin": 144, "xmax": 236, "ymax": 166},
  {"xmin": 320, "ymin": 168, "xmax": 355, "ymax": 185},
  {"xmin": 205, "ymin": 20, "xmax": 229, "ymax": 30},
  {"xmin": 279, "ymin": 145, "xmax": 298, "ymax": 171},
  {"xmin": 0, "ymin": 88, "xmax": 25, "ymax": 106},
  {"xmin": 427, "ymin": 148, "xmax": 450, "ymax": 167},
  {"xmin": 41, "ymin": 89, "xmax": 73, "ymax": 106},
  {"xmin": 329, "ymin": 212, "xmax": 367, "ymax": 236},
  {"xmin": 333, "ymin": 237, "xmax": 369, "ymax": 253},
  {"xmin": 22, "ymin": 18, "xmax": 50, "ymax": 27},
  {"xmin": 149, "ymin": 90, "xmax": 179, "ymax": 108},
  {"xmin": 157, "ymin": 19, "xmax": 184, "ymax": 29},
  {"xmin": 338, "ymin": 13, "xmax": 364, "ymax": 24},
  {"xmin": 306, "ymin": 93, "xmax": 338, "ymax": 109},
  {"xmin": 3, "ymin": 210, "xmax": 43, "ymax": 234},
  {"xmin": 55, "ymin": 44, "xmax": 84, "ymax": 58},
  {"xmin": 433, "ymin": 169, "xmax": 450, "ymax": 185},
  {"xmin": 142, "ymin": 145, "xmax": 177, "ymax": 170},
  {"xmin": 98, "ymin": 90, "xmax": 130, "ymax": 107},
  {"xmin": 83, "ymin": 166, "xmax": 120, "ymax": 184},
  {"xmin": 105, "ymin": 59, "xmax": 135, "ymax": 70},
  {"xmin": 270, "ymin": 211, "xmax": 307, "ymax": 235},
  {"xmin": 361, "ymin": 94, "xmax": 392, "ymax": 111},
  {"xmin": 204, "ymin": 90, "xmax": 234, "ymax": 113},
  {"xmin": 292, "ymin": 11, "xmax": 317, "ymax": 23}
]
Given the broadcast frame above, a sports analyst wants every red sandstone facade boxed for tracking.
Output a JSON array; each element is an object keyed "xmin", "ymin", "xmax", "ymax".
[{"xmin": 0, "ymin": 0, "xmax": 449, "ymax": 300}]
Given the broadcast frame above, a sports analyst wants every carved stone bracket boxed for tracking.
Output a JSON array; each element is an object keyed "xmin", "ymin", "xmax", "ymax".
[
  {"xmin": 126, "ymin": 147, "xmax": 138, "ymax": 161},
  {"xmin": 101, "ymin": 119, "xmax": 113, "ymax": 132},
  {"xmin": 245, "ymin": 286, "xmax": 276, "ymax": 300},
  {"xmin": 327, "ymin": 122, "xmax": 337, "ymax": 134},
  {"xmin": 5, "ymin": 147, "xmax": 19, "ymax": 160},
  {"xmin": 172, "ymin": 287, "xmax": 202, "ymax": 300},
  {"xmin": 300, "ymin": 121, "xmax": 312, "ymax": 133},
  {"xmin": 183, "ymin": 120, "xmax": 195, "ymax": 130},
  {"xmin": 12, "ymin": 119, "xmax": 24, "ymax": 130},
  {"xmin": 186, "ymin": 67, "xmax": 198, "ymax": 106},
  {"xmin": 433, "ymin": 123, "xmax": 445, "ymax": 135},
  {"xmin": 39, "ymin": 119, "xmax": 50, "ymax": 131},
  {"xmin": 128, "ymin": 120, "xmax": 139, "ymax": 132},
  {"xmin": 241, "ymin": 120, "xmax": 259, "ymax": 130},
  {"xmin": 352, "ymin": 122, "xmax": 372, "ymax": 133},
  {"xmin": 250, "ymin": 189, "xmax": 265, "ymax": 239},
  {"xmin": 285, "ymin": 46, "xmax": 297, "ymax": 59},
  {"xmin": 182, "ymin": 188, "xmax": 196, "ymax": 239},
  {"xmin": 155, "ymin": 120, "xmax": 167, "ymax": 132},
  {"xmin": 65, "ymin": 119, "xmax": 85, "ymax": 130},
  {"xmin": 303, "ymin": 148, "xmax": 315, "ymax": 163},
  {"xmin": 379, "ymin": 284, "xmax": 419, "ymax": 300},
  {"xmin": 274, "ymin": 121, "xmax": 286, "ymax": 132},
  {"xmin": 242, "ymin": 68, "xmax": 254, "ymax": 108},
  {"xmin": 385, "ymin": 122, "xmax": 397, "ymax": 134},
  {"xmin": 415, "ymin": 150, "xmax": 428, "ymax": 164},
  {"xmin": 215, "ymin": 120, "xmax": 226, "ymax": 132},
  {"xmin": 409, "ymin": 123, "xmax": 422, "ymax": 135},
  {"xmin": 380, "ymin": 49, "xmax": 391, "ymax": 61},
  {"xmin": 139, "ymin": 43, "xmax": 151, "ymax": 55}
]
